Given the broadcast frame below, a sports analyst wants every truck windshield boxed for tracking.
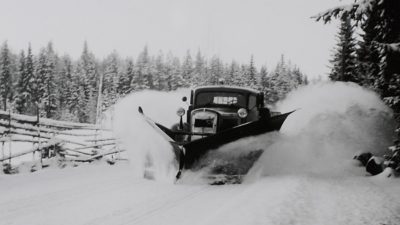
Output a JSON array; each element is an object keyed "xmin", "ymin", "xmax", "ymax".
[{"xmin": 195, "ymin": 92, "xmax": 246, "ymax": 107}]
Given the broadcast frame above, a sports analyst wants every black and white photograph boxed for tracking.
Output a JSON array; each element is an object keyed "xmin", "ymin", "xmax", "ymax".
[{"xmin": 0, "ymin": 0, "xmax": 399, "ymax": 224}]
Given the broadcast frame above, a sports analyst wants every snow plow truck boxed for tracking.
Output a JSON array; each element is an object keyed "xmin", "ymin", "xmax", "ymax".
[{"xmin": 139, "ymin": 86, "xmax": 293, "ymax": 184}]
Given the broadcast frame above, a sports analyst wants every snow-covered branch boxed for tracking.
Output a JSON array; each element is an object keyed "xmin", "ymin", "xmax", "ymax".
[{"xmin": 313, "ymin": 0, "xmax": 377, "ymax": 23}]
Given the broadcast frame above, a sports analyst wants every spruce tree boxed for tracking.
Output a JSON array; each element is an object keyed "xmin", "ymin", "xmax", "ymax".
[
  {"xmin": 226, "ymin": 61, "xmax": 240, "ymax": 86},
  {"xmin": 247, "ymin": 55, "xmax": 258, "ymax": 88},
  {"xmin": 56, "ymin": 55, "xmax": 75, "ymax": 119},
  {"xmin": 182, "ymin": 50, "xmax": 194, "ymax": 87},
  {"xmin": 154, "ymin": 52, "xmax": 167, "ymax": 91},
  {"xmin": 25, "ymin": 44, "xmax": 35, "ymax": 114},
  {"xmin": 165, "ymin": 53, "xmax": 183, "ymax": 90},
  {"xmin": 259, "ymin": 66, "xmax": 269, "ymax": 90},
  {"xmin": 117, "ymin": 59, "xmax": 134, "ymax": 95},
  {"xmin": 74, "ymin": 42, "xmax": 98, "ymax": 123},
  {"xmin": 102, "ymin": 52, "xmax": 119, "ymax": 108},
  {"xmin": 15, "ymin": 50, "xmax": 28, "ymax": 113},
  {"xmin": 33, "ymin": 48, "xmax": 48, "ymax": 115},
  {"xmin": 193, "ymin": 50, "xmax": 206, "ymax": 86},
  {"xmin": 356, "ymin": 7, "xmax": 381, "ymax": 88},
  {"xmin": 329, "ymin": 15, "xmax": 358, "ymax": 82},
  {"xmin": 136, "ymin": 46, "xmax": 152, "ymax": 90},
  {"xmin": 0, "ymin": 41, "xmax": 13, "ymax": 110},
  {"xmin": 42, "ymin": 42, "xmax": 57, "ymax": 118},
  {"xmin": 316, "ymin": 0, "xmax": 400, "ymax": 110},
  {"xmin": 208, "ymin": 55, "xmax": 223, "ymax": 85}
]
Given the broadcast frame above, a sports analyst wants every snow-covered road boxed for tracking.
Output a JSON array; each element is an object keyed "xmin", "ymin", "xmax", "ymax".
[{"xmin": 1, "ymin": 164, "xmax": 399, "ymax": 225}]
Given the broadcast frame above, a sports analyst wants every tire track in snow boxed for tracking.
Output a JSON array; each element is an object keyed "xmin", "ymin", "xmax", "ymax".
[
  {"xmin": 82, "ymin": 185, "xmax": 211, "ymax": 225},
  {"xmin": 0, "ymin": 174, "xmax": 139, "ymax": 224}
]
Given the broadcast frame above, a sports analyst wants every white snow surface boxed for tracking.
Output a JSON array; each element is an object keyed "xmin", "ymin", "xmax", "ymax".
[{"xmin": 1, "ymin": 82, "xmax": 400, "ymax": 225}]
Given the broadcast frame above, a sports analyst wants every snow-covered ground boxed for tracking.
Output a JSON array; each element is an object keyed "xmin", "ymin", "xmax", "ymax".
[
  {"xmin": 1, "ymin": 164, "xmax": 400, "ymax": 225},
  {"xmin": 1, "ymin": 82, "xmax": 400, "ymax": 225}
]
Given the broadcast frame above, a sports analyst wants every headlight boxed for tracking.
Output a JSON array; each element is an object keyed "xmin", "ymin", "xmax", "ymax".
[
  {"xmin": 237, "ymin": 108, "xmax": 248, "ymax": 118},
  {"xmin": 177, "ymin": 107, "xmax": 186, "ymax": 117}
]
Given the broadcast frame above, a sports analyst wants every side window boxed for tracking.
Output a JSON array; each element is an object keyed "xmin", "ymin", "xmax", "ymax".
[{"xmin": 248, "ymin": 95, "xmax": 257, "ymax": 110}]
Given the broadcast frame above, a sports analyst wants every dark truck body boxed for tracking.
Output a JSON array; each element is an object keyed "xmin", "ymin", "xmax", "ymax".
[{"xmin": 139, "ymin": 86, "xmax": 292, "ymax": 180}]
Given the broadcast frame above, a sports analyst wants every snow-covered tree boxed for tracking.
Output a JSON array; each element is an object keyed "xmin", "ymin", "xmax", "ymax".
[
  {"xmin": 356, "ymin": 9, "xmax": 381, "ymax": 88},
  {"xmin": 246, "ymin": 55, "xmax": 258, "ymax": 88},
  {"xmin": 315, "ymin": 0, "xmax": 400, "ymax": 112},
  {"xmin": 165, "ymin": 53, "xmax": 183, "ymax": 90},
  {"xmin": 102, "ymin": 52, "xmax": 119, "ymax": 108},
  {"xmin": 56, "ymin": 55, "xmax": 74, "ymax": 119},
  {"xmin": 74, "ymin": 42, "xmax": 98, "ymax": 123},
  {"xmin": 208, "ymin": 55, "xmax": 223, "ymax": 85},
  {"xmin": 42, "ymin": 42, "xmax": 58, "ymax": 118},
  {"xmin": 226, "ymin": 60, "xmax": 240, "ymax": 86},
  {"xmin": 136, "ymin": 46, "xmax": 153, "ymax": 90},
  {"xmin": 193, "ymin": 50, "xmax": 206, "ymax": 86},
  {"xmin": 15, "ymin": 50, "xmax": 28, "ymax": 114},
  {"xmin": 0, "ymin": 41, "xmax": 13, "ymax": 110},
  {"xmin": 153, "ymin": 51, "xmax": 168, "ymax": 91},
  {"xmin": 117, "ymin": 58, "xmax": 134, "ymax": 95},
  {"xmin": 182, "ymin": 50, "xmax": 194, "ymax": 87},
  {"xmin": 329, "ymin": 15, "xmax": 358, "ymax": 82}
]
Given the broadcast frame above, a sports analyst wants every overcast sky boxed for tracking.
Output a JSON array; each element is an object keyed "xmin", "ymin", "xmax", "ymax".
[{"xmin": 0, "ymin": 0, "xmax": 350, "ymax": 79}]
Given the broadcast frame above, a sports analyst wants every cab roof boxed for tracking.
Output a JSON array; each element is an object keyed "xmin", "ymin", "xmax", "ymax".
[{"xmin": 193, "ymin": 86, "xmax": 260, "ymax": 95}]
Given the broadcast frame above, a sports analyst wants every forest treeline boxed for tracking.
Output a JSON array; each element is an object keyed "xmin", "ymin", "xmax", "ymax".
[{"xmin": 0, "ymin": 42, "xmax": 308, "ymax": 123}]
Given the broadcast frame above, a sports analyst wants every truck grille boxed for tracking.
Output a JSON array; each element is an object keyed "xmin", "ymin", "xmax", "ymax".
[{"xmin": 194, "ymin": 119, "xmax": 214, "ymax": 128}]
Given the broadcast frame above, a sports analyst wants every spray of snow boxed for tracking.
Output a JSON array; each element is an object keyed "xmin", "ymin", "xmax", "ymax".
[
  {"xmin": 244, "ymin": 82, "xmax": 395, "ymax": 179},
  {"xmin": 113, "ymin": 82, "xmax": 394, "ymax": 183},
  {"xmin": 113, "ymin": 89, "xmax": 190, "ymax": 183}
]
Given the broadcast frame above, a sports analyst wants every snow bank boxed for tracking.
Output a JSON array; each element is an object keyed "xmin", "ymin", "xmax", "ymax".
[
  {"xmin": 245, "ymin": 82, "xmax": 395, "ymax": 178},
  {"xmin": 113, "ymin": 89, "xmax": 190, "ymax": 182}
]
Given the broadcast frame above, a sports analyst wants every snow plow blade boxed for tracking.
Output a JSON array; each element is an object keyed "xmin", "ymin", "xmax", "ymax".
[
  {"xmin": 182, "ymin": 111, "xmax": 293, "ymax": 170},
  {"xmin": 138, "ymin": 106, "xmax": 292, "ymax": 181}
]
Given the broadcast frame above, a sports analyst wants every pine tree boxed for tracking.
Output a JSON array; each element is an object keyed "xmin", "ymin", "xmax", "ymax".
[
  {"xmin": 117, "ymin": 59, "xmax": 134, "ymax": 95},
  {"xmin": 259, "ymin": 66, "xmax": 269, "ymax": 90},
  {"xmin": 182, "ymin": 50, "xmax": 194, "ymax": 87},
  {"xmin": 193, "ymin": 50, "xmax": 206, "ymax": 86},
  {"xmin": 15, "ymin": 50, "xmax": 29, "ymax": 113},
  {"xmin": 102, "ymin": 52, "xmax": 119, "ymax": 108},
  {"xmin": 165, "ymin": 53, "xmax": 183, "ymax": 90},
  {"xmin": 25, "ymin": 44, "xmax": 35, "ymax": 114},
  {"xmin": 74, "ymin": 42, "xmax": 98, "ymax": 123},
  {"xmin": 208, "ymin": 55, "xmax": 223, "ymax": 85},
  {"xmin": 329, "ymin": 15, "xmax": 358, "ymax": 82},
  {"xmin": 33, "ymin": 48, "xmax": 48, "ymax": 116},
  {"xmin": 246, "ymin": 55, "xmax": 258, "ymax": 88},
  {"xmin": 154, "ymin": 51, "xmax": 168, "ymax": 91},
  {"xmin": 56, "ymin": 55, "xmax": 75, "ymax": 119},
  {"xmin": 226, "ymin": 61, "xmax": 240, "ymax": 86},
  {"xmin": 136, "ymin": 46, "xmax": 152, "ymax": 90},
  {"xmin": 316, "ymin": 0, "xmax": 400, "ymax": 110},
  {"xmin": 356, "ymin": 6, "xmax": 381, "ymax": 88},
  {"xmin": 42, "ymin": 42, "xmax": 58, "ymax": 118},
  {"xmin": 0, "ymin": 41, "xmax": 13, "ymax": 110}
]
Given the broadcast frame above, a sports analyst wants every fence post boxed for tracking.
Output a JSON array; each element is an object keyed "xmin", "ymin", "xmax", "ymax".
[
  {"xmin": 1, "ymin": 141, "xmax": 4, "ymax": 164},
  {"xmin": 36, "ymin": 102, "xmax": 42, "ymax": 167},
  {"xmin": 8, "ymin": 106, "xmax": 12, "ymax": 164}
]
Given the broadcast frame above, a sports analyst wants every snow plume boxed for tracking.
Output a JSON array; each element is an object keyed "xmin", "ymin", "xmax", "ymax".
[
  {"xmin": 244, "ymin": 82, "xmax": 395, "ymax": 179},
  {"xmin": 113, "ymin": 89, "xmax": 190, "ymax": 183}
]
